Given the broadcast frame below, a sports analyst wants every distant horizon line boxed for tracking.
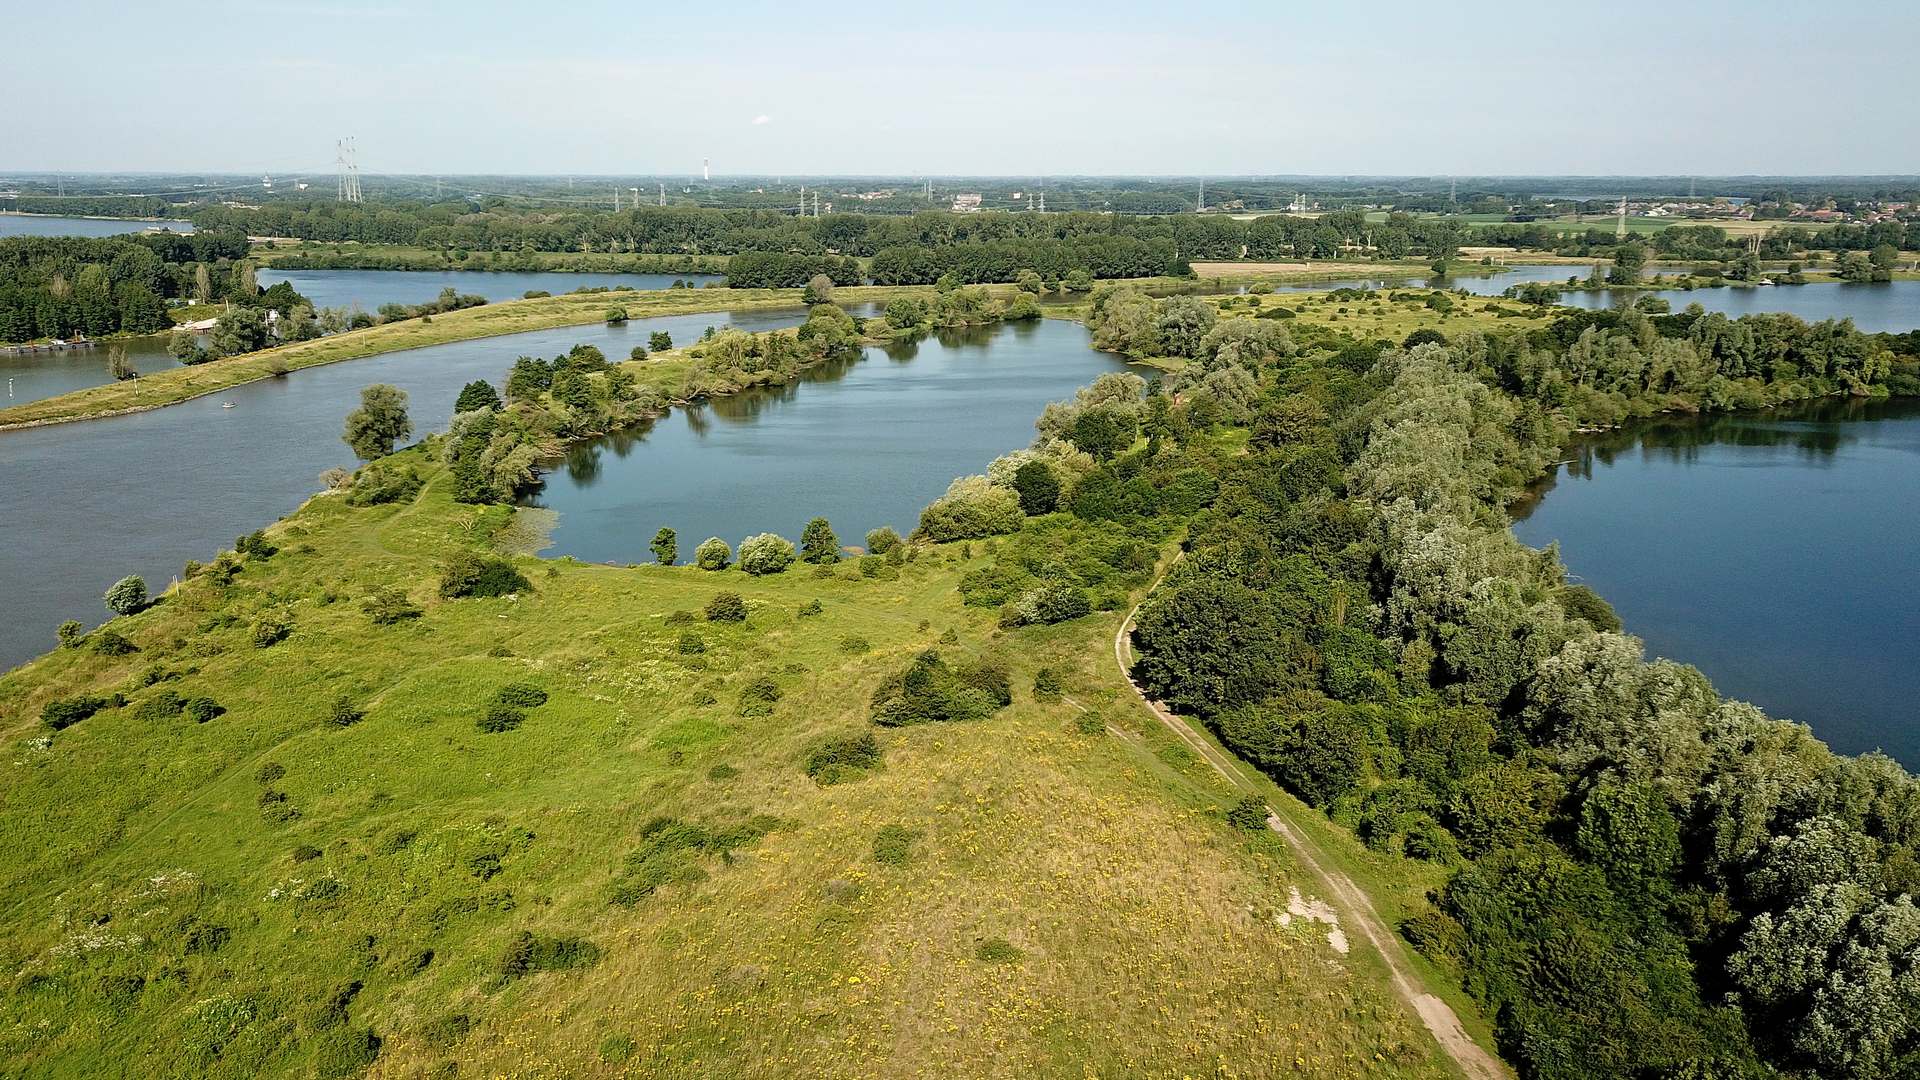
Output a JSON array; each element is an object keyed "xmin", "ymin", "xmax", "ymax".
[{"xmin": 4, "ymin": 171, "xmax": 1919, "ymax": 183}]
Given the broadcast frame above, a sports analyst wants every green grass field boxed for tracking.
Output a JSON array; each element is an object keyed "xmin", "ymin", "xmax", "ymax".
[{"xmin": 0, "ymin": 450, "xmax": 1464, "ymax": 1078}]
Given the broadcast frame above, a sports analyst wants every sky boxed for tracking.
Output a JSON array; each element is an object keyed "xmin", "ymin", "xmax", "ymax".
[{"xmin": 4, "ymin": 0, "xmax": 1917, "ymax": 177}]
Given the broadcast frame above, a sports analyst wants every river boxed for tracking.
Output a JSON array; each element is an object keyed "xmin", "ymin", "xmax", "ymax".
[
  {"xmin": 0, "ymin": 214, "xmax": 194, "ymax": 238},
  {"xmin": 0, "ymin": 308, "xmax": 1124, "ymax": 674},
  {"xmin": 1511, "ymin": 397, "xmax": 1920, "ymax": 765}
]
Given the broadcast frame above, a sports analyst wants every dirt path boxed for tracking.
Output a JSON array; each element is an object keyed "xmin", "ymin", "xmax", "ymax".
[{"xmin": 1113, "ymin": 555, "xmax": 1508, "ymax": 1080}]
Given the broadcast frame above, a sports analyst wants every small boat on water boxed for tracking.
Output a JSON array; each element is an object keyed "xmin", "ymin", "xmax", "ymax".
[{"xmin": 222, "ymin": 401, "xmax": 235, "ymax": 409}]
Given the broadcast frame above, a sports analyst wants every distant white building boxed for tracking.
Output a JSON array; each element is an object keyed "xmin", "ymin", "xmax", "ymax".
[{"xmin": 951, "ymin": 193, "xmax": 982, "ymax": 213}]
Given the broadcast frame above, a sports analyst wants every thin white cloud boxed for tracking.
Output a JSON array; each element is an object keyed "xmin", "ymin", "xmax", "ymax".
[{"xmin": 751, "ymin": 115, "xmax": 771, "ymax": 126}]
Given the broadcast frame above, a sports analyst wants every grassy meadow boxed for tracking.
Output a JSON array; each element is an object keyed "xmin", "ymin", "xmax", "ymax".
[{"xmin": 0, "ymin": 451, "xmax": 1462, "ymax": 1078}]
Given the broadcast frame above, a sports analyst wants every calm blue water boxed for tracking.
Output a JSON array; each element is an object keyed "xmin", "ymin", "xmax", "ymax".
[
  {"xmin": 0, "ymin": 214, "xmax": 193, "ymax": 238},
  {"xmin": 1512, "ymin": 397, "xmax": 1920, "ymax": 764},
  {"xmin": 0, "ymin": 308, "xmax": 822, "ymax": 673},
  {"xmin": 525, "ymin": 319, "xmax": 1132, "ymax": 560},
  {"xmin": 255, "ymin": 269, "xmax": 724, "ymax": 314}
]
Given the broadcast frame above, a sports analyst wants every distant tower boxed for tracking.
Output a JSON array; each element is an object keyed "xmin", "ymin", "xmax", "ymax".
[
  {"xmin": 334, "ymin": 139, "xmax": 361, "ymax": 203},
  {"xmin": 1616, "ymin": 196, "xmax": 1628, "ymax": 238},
  {"xmin": 613, "ymin": 187, "xmax": 620, "ymax": 211},
  {"xmin": 1197, "ymin": 178, "xmax": 1205, "ymax": 213},
  {"xmin": 703, "ymin": 158, "xmax": 711, "ymax": 182},
  {"xmin": 659, "ymin": 182, "xmax": 665, "ymax": 206},
  {"xmin": 1449, "ymin": 176, "xmax": 1457, "ymax": 208}
]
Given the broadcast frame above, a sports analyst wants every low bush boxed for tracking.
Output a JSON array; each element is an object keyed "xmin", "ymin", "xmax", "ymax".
[
  {"xmin": 803, "ymin": 731, "xmax": 882, "ymax": 784},
  {"xmin": 477, "ymin": 703, "xmax": 524, "ymax": 733},
  {"xmin": 869, "ymin": 650, "xmax": 1011, "ymax": 726},
  {"xmin": 362, "ymin": 587, "xmax": 421, "ymax": 625},
  {"xmin": 184, "ymin": 696, "xmax": 225, "ymax": 723},
  {"xmin": 797, "ymin": 598, "xmax": 824, "ymax": 617},
  {"xmin": 1225, "ymin": 796, "xmax": 1269, "ymax": 831},
  {"xmin": 42, "ymin": 695, "xmax": 110, "ymax": 731},
  {"xmin": 133, "ymin": 690, "xmax": 187, "ymax": 722},
  {"xmin": 104, "ymin": 575, "xmax": 148, "ymax": 616},
  {"xmin": 676, "ymin": 631, "xmax": 706, "ymax": 655},
  {"xmin": 737, "ymin": 533, "xmax": 796, "ymax": 575},
  {"xmin": 439, "ymin": 552, "xmax": 531, "ymax": 598},
  {"xmin": 838, "ymin": 635, "xmax": 870, "ymax": 653},
  {"xmin": 344, "ymin": 461, "xmax": 422, "ymax": 507},
  {"xmin": 493, "ymin": 683, "xmax": 548, "ymax": 708},
  {"xmin": 704, "ymin": 592, "xmax": 747, "ymax": 622},
  {"xmin": 872, "ymin": 825, "xmax": 916, "ymax": 866},
  {"xmin": 250, "ymin": 611, "xmax": 293, "ymax": 649},
  {"xmin": 91, "ymin": 629, "xmax": 138, "ymax": 656},
  {"xmin": 976, "ymin": 938, "xmax": 1024, "ymax": 964},
  {"xmin": 693, "ymin": 536, "xmax": 732, "ymax": 571},
  {"xmin": 496, "ymin": 930, "xmax": 600, "ymax": 983},
  {"xmin": 56, "ymin": 620, "xmax": 85, "ymax": 648},
  {"xmin": 1033, "ymin": 667, "xmax": 1062, "ymax": 701},
  {"xmin": 328, "ymin": 695, "xmax": 365, "ymax": 728}
]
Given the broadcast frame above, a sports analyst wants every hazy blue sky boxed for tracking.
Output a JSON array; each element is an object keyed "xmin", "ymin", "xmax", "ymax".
[{"xmin": 6, "ymin": 0, "xmax": 1916, "ymax": 176}]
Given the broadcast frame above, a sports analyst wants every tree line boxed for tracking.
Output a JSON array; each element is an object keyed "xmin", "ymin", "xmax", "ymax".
[
  {"xmin": 0, "ymin": 231, "xmax": 252, "ymax": 342},
  {"xmin": 1089, "ymin": 296, "xmax": 1920, "ymax": 1076}
]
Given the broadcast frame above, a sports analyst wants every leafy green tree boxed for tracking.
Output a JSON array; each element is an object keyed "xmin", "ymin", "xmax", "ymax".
[
  {"xmin": 648, "ymin": 330, "xmax": 673, "ymax": 352},
  {"xmin": 1011, "ymin": 460, "xmax": 1062, "ymax": 515},
  {"xmin": 341, "ymin": 384, "xmax": 412, "ymax": 460},
  {"xmin": 738, "ymin": 533, "xmax": 797, "ymax": 575},
  {"xmin": 800, "ymin": 518, "xmax": 840, "ymax": 564},
  {"xmin": 103, "ymin": 575, "xmax": 148, "ymax": 616},
  {"xmin": 1609, "ymin": 242, "xmax": 1649, "ymax": 284},
  {"xmin": 1063, "ymin": 268, "xmax": 1094, "ymax": 292},
  {"xmin": 865, "ymin": 527, "xmax": 901, "ymax": 555},
  {"xmin": 694, "ymin": 536, "xmax": 731, "ymax": 570},
  {"xmin": 1014, "ymin": 269, "xmax": 1045, "ymax": 294},
  {"xmin": 208, "ymin": 304, "xmax": 270, "ymax": 357},
  {"xmin": 604, "ymin": 306, "xmax": 628, "ymax": 324},
  {"xmin": 801, "ymin": 274, "xmax": 835, "ymax": 304},
  {"xmin": 454, "ymin": 380, "xmax": 501, "ymax": 413},
  {"xmin": 704, "ymin": 592, "xmax": 747, "ymax": 622},
  {"xmin": 651, "ymin": 527, "xmax": 677, "ymax": 565}
]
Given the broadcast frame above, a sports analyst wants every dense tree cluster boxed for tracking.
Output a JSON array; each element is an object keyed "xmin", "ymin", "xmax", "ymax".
[
  {"xmin": 1121, "ymin": 320, "xmax": 1920, "ymax": 1078},
  {"xmin": 0, "ymin": 231, "xmax": 249, "ymax": 341}
]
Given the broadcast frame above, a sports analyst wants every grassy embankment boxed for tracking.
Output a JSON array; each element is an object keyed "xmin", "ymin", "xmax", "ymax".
[{"xmin": 0, "ymin": 444, "xmax": 1467, "ymax": 1077}]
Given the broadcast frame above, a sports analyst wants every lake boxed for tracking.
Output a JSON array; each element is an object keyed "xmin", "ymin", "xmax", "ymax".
[
  {"xmin": 254, "ymin": 268, "xmax": 725, "ymax": 314},
  {"xmin": 0, "ymin": 214, "xmax": 194, "ymax": 238},
  {"xmin": 0, "ymin": 308, "xmax": 1121, "ymax": 674},
  {"xmin": 1511, "ymin": 397, "xmax": 1920, "ymax": 765},
  {"xmin": 525, "ymin": 318, "xmax": 1132, "ymax": 562}
]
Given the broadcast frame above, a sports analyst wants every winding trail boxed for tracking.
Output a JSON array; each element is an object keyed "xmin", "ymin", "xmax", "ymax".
[{"xmin": 1114, "ymin": 553, "xmax": 1508, "ymax": 1080}]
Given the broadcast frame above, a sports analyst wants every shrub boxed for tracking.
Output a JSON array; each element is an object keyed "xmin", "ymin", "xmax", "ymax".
[
  {"xmin": 134, "ymin": 690, "xmax": 187, "ymax": 722},
  {"xmin": 800, "ymin": 518, "xmax": 840, "ymax": 564},
  {"xmin": 56, "ymin": 620, "xmax": 85, "ymax": 648},
  {"xmin": 362, "ymin": 587, "xmax": 421, "ymax": 625},
  {"xmin": 693, "ymin": 536, "xmax": 732, "ymax": 571},
  {"xmin": 864, "ymin": 526, "xmax": 901, "ymax": 555},
  {"xmin": 312, "ymin": 1025, "xmax": 381, "ymax": 1079},
  {"xmin": 605, "ymin": 306, "xmax": 629, "ymax": 324},
  {"xmin": 838, "ymin": 635, "xmax": 870, "ymax": 654},
  {"xmin": 914, "ymin": 476, "xmax": 1024, "ymax": 542},
  {"xmin": 291, "ymin": 844, "xmax": 322, "ymax": 863},
  {"xmin": 257, "ymin": 761, "xmax": 286, "ymax": 785},
  {"xmin": 797, "ymin": 598, "xmax": 824, "ymax": 617},
  {"xmin": 870, "ymin": 650, "xmax": 1011, "ymax": 726},
  {"xmin": 104, "ymin": 575, "xmax": 148, "ymax": 616},
  {"xmin": 439, "ymin": 552, "xmax": 531, "ymax": 598},
  {"xmin": 1001, "ymin": 582, "xmax": 1093, "ymax": 628},
  {"xmin": 976, "ymin": 938, "xmax": 1024, "ymax": 963},
  {"xmin": 496, "ymin": 929, "xmax": 601, "ymax": 983},
  {"xmin": 873, "ymin": 825, "xmax": 916, "ymax": 866},
  {"xmin": 1225, "ymin": 796, "xmax": 1269, "ymax": 831},
  {"xmin": 737, "ymin": 676, "xmax": 783, "ymax": 716},
  {"xmin": 677, "ymin": 631, "xmax": 706, "ymax": 655},
  {"xmin": 650, "ymin": 527, "xmax": 677, "ymax": 565},
  {"xmin": 1073, "ymin": 712, "xmax": 1105, "ymax": 735},
  {"xmin": 477, "ymin": 703, "xmax": 524, "ymax": 733},
  {"xmin": 234, "ymin": 530, "xmax": 278, "ymax": 559},
  {"xmin": 738, "ymin": 533, "xmax": 796, "ymax": 575},
  {"xmin": 649, "ymin": 330, "xmax": 673, "ymax": 352},
  {"xmin": 708, "ymin": 763, "xmax": 739, "ymax": 781},
  {"xmin": 1033, "ymin": 667, "xmax": 1062, "ymax": 700},
  {"xmin": 804, "ymin": 731, "xmax": 882, "ymax": 784},
  {"xmin": 250, "ymin": 611, "xmax": 292, "ymax": 648},
  {"xmin": 328, "ymin": 695, "xmax": 365, "ymax": 728},
  {"xmin": 90, "ymin": 629, "xmax": 138, "ymax": 656},
  {"xmin": 184, "ymin": 691, "xmax": 225, "ymax": 718},
  {"xmin": 43, "ymin": 695, "xmax": 110, "ymax": 730},
  {"xmin": 343, "ymin": 455, "xmax": 422, "ymax": 503},
  {"xmin": 493, "ymin": 683, "xmax": 548, "ymax": 708},
  {"xmin": 1012, "ymin": 460, "xmax": 1062, "ymax": 515},
  {"xmin": 704, "ymin": 592, "xmax": 747, "ymax": 622}
]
